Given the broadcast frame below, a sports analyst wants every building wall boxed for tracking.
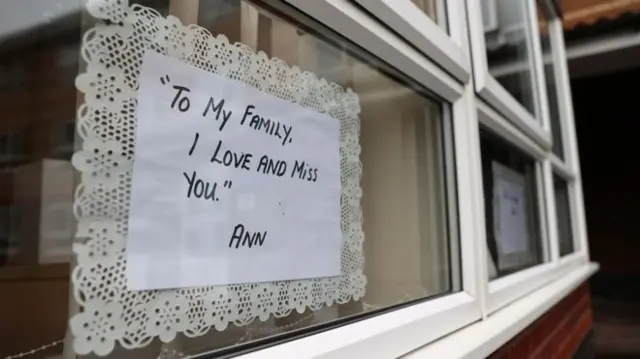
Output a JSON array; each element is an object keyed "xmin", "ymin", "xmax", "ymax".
[
  {"xmin": 488, "ymin": 283, "xmax": 594, "ymax": 359},
  {"xmin": 571, "ymin": 68, "xmax": 640, "ymax": 299}
]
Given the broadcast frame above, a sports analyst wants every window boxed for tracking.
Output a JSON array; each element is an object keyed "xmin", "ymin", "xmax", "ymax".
[
  {"xmin": 1, "ymin": 1, "xmax": 466, "ymax": 358},
  {"xmin": 554, "ymin": 174, "xmax": 574, "ymax": 256},
  {"xmin": 351, "ymin": 0, "xmax": 470, "ymax": 82},
  {"xmin": 469, "ymin": 0, "xmax": 550, "ymax": 146},
  {"xmin": 484, "ymin": 0, "xmax": 537, "ymax": 115},
  {"xmin": 468, "ymin": 1, "xmax": 589, "ymax": 319},
  {"xmin": 538, "ymin": 8, "xmax": 564, "ymax": 159},
  {"xmin": 0, "ymin": 0, "xmax": 592, "ymax": 357},
  {"xmin": 480, "ymin": 127, "xmax": 545, "ymax": 278},
  {"xmin": 536, "ymin": 3, "xmax": 581, "ymax": 261}
]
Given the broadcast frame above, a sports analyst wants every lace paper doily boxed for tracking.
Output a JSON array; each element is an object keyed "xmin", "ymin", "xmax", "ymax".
[{"xmin": 69, "ymin": 1, "xmax": 364, "ymax": 356}]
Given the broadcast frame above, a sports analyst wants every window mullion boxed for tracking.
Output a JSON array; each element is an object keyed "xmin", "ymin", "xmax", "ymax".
[
  {"xmin": 549, "ymin": 19, "xmax": 576, "ymax": 167},
  {"xmin": 548, "ymin": 18, "xmax": 591, "ymax": 260},
  {"xmin": 542, "ymin": 160, "xmax": 560, "ymax": 263},
  {"xmin": 468, "ymin": 99, "xmax": 491, "ymax": 319},
  {"xmin": 447, "ymin": 0, "xmax": 472, "ymax": 67},
  {"xmin": 453, "ymin": 87, "xmax": 488, "ymax": 312},
  {"xmin": 451, "ymin": 0, "xmax": 489, "ymax": 318},
  {"xmin": 526, "ymin": 0, "xmax": 551, "ymax": 133}
]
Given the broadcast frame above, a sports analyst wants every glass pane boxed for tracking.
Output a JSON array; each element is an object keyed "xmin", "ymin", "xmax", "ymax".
[
  {"xmin": 554, "ymin": 174, "xmax": 575, "ymax": 256},
  {"xmin": 480, "ymin": 128, "xmax": 545, "ymax": 279},
  {"xmin": 0, "ymin": 0, "xmax": 460, "ymax": 357},
  {"xmin": 411, "ymin": 0, "xmax": 448, "ymax": 30},
  {"xmin": 483, "ymin": 0, "xmax": 538, "ymax": 116},
  {"xmin": 0, "ymin": 0, "xmax": 82, "ymax": 358},
  {"xmin": 539, "ymin": 11, "xmax": 565, "ymax": 158}
]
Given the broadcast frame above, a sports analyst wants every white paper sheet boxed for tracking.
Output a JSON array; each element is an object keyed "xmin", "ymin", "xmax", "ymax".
[
  {"xmin": 126, "ymin": 52, "xmax": 343, "ymax": 290},
  {"xmin": 492, "ymin": 162, "xmax": 530, "ymax": 255}
]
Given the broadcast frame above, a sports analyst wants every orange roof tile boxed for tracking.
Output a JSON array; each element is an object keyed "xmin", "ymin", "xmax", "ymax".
[{"xmin": 563, "ymin": 0, "xmax": 640, "ymax": 30}]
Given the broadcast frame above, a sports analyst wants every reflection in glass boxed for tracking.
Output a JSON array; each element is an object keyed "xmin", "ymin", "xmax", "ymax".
[
  {"xmin": 480, "ymin": 128, "xmax": 545, "ymax": 279},
  {"xmin": 483, "ymin": 0, "xmax": 538, "ymax": 116},
  {"xmin": 412, "ymin": 0, "xmax": 448, "ymax": 30},
  {"xmin": 0, "ymin": 0, "xmax": 82, "ymax": 358}
]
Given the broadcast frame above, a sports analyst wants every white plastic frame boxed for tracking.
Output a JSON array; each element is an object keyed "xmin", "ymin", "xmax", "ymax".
[
  {"xmin": 474, "ymin": 62, "xmax": 591, "ymax": 318},
  {"xmin": 475, "ymin": 100, "xmax": 550, "ymax": 313},
  {"xmin": 543, "ymin": 3, "xmax": 589, "ymax": 260},
  {"xmin": 237, "ymin": 292, "xmax": 479, "ymax": 359},
  {"xmin": 536, "ymin": 5, "xmax": 572, "ymax": 165},
  {"xmin": 351, "ymin": 0, "xmax": 471, "ymax": 83},
  {"xmin": 467, "ymin": 0, "xmax": 552, "ymax": 149},
  {"xmin": 548, "ymin": 12, "xmax": 590, "ymax": 259},
  {"xmin": 461, "ymin": 0, "xmax": 592, "ymax": 317},
  {"xmin": 475, "ymin": 99, "xmax": 588, "ymax": 315},
  {"xmin": 283, "ymin": 0, "xmax": 463, "ymax": 102}
]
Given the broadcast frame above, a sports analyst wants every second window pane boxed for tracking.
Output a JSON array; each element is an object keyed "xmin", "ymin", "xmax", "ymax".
[
  {"xmin": 554, "ymin": 174, "xmax": 575, "ymax": 256},
  {"xmin": 483, "ymin": 0, "xmax": 538, "ymax": 117},
  {"xmin": 480, "ymin": 128, "xmax": 545, "ymax": 278}
]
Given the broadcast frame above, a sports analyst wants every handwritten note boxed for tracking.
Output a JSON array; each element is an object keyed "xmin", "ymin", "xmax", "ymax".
[{"xmin": 126, "ymin": 52, "xmax": 343, "ymax": 290}]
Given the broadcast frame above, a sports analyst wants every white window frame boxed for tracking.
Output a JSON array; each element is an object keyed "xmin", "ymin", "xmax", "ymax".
[
  {"xmin": 283, "ymin": 0, "xmax": 464, "ymax": 102},
  {"xmin": 351, "ymin": 0, "xmax": 471, "ymax": 83},
  {"xmin": 475, "ymin": 99, "xmax": 556, "ymax": 314},
  {"xmin": 467, "ymin": 0, "xmax": 553, "ymax": 149},
  {"xmin": 468, "ymin": 0, "xmax": 591, "ymax": 317},
  {"xmin": 546, "ymin": 10, "xmax": 590, "ymax": 260},
  {"xmin": 536, "ymin": 1, "xmax": 589, "ymax": 262},
  {"xmin": 474, "ymin": 98, "xmax": 589, "ymax": 316},
  {"xmin": 543, "ymin": 14, "xmax": 572, "ymax": 162},
  {"xmin": 237, "ymin": 292, "xmax": 479, "ymax": 359}
]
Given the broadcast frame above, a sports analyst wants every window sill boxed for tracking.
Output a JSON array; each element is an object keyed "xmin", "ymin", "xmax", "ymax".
[
  {"xmin": 235, "ymin": 291, "xmax": 481, "ymax": 359},
  {"xmin": 403, "ymin": 262, "xmax": 599, "ymax": 359}
]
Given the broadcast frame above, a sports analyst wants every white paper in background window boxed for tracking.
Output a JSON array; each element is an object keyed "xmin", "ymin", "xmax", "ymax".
[{"xmin": 492, "ymin": 162, "xmax": 530, "ymax": 265}]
